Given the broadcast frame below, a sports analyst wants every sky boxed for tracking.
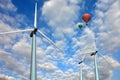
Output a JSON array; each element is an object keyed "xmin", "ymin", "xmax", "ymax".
[{"xmin": 0, "ymin": 0, "xmax": 120, "ymax": 80}]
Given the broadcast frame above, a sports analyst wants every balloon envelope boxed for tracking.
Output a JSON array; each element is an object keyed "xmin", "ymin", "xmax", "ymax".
[
  {"xmin": 82, "ymin": 13, "xmax": 91, "ymax": 24},
  {"xmin": 78, "ymin": 23, "xmax": 83, "ymax": 29}
]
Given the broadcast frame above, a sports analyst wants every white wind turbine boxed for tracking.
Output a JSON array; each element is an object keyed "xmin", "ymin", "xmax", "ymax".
[{"xmin": 0, "ymin": 1, "xmax": 65, "ymax": 80}]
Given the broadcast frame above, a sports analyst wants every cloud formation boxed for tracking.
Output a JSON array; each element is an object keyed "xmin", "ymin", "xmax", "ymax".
[
  {"xmin": 0, "ymin": 74, "xmax": 15, "ymax": 80},
  {"xmin": 42, "ymin": 0, "xmax": 81, "ymax": 39},
  {"xmin": 93, "ymin": 0, "xmax": 120, "ymax": 53},
  {"xmin": 0, "ymin": 0, "xmax": 17, "ymax": 12}
]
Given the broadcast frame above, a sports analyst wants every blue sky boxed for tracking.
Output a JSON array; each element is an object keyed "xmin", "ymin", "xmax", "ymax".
[{"xmin": 0, "ymin": 0, "xmax": 120, "ymax": 80}]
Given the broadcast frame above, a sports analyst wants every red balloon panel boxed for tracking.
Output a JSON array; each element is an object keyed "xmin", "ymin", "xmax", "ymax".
[{"xmin": 82, "ymin": 13, "xmax": 91, "ymax": 24}]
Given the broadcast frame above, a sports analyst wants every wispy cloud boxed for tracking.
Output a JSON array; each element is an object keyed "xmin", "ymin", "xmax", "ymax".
[
  {"xmin": 93, "ymin": 0, "xmax": 120, "ymax": 53},
  {"xmin": 0, "ymin": 50, "xmax": 29, "ymax": 79},
  {"xmin": 41, "ymin": 0, "xmax": 81, "ymax": 39},
  {"xmin": 0, "ymin": 74, "xmax": 15, "ymax": 80},
  {"xmin": 0, "ymin": 0, "xmax": 17, "ymax": 12}
]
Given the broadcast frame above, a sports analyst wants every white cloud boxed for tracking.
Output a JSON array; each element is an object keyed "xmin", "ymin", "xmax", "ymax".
[
  {"xmin": 90, "ymin": 1, "xmax": 120, "ymax": 77},
  {"xmin": 97, "ymin": 56, "xmax": 120, "ymax": 80},
  {"xmin": 42, "ymin": 0, "xmax": 81, "ymax": 39},
  {"xmin": 0, "ymin": 1, "xmax": 31, "ymax": 49},
  {"xmin": 72, "ymin": 27, "xmax": 97, "ymax": 54},
  {"xmin": 93, "ymin": 0, "xmax": 120, "ymax": 53},
  {"xmin": 0, "ymin": 74, "xmax": 15, "ymax": 80},
  {"xmin": 12, "ymin": 35, "xmax": 31, "ymax": 58},
  {"xmin": 79, "ymin": 28, "xmax": 96, "ymax": 51},
  {"xmin": 99, "ymin": 56, "xmax": 120, "ymax": 69},
  {"xmin": 0, "ymin": 0, "xmax": 32, "ymax": 79},
  {"xmin": 0, "ymin": 50, "xmax": 29, "ymax": 79},
  {"xmin": 85, "ymin": 72, "xmax": 95, "ymax": 80},
  {"xmin": 99, "ymin": 67, "xmax": 112, "ymax": 80},
  {"xmin": 38, "ymin": 62, "xmax": 57, "ymax": 72},
  {"xmin": 51, "ymin": 69, "xmax": 79, "ymax": 80},
  {"xmin": 0, "ymin": 0, "xmax": 17, "ymax": 12},
  {"xmin": 42, "ymin": 0, "xmax": 79, "ymax": 26},
  {"xmin": 0, "ymin": 20, "xmax": 13, "ymax": 32},
  {"xmin": 0, "ymin": 20, "xmax": 15, "ymax": 48}
]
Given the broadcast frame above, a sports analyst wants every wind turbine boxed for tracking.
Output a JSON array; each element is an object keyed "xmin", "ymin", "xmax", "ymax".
[
  {"xmin": 90, "ymin": 51, "xmax": 99, "ymax": 80},
  {"xmin": 0, "ymin": 1, "xmax": 65, "ymax": 80},
  {"xmin": 78, "ymin": 55, "xmax": 86, "ymax": 80},
  {"xmin": 78, "ymin": 50, "xmax": 98, "ymax": 80}
]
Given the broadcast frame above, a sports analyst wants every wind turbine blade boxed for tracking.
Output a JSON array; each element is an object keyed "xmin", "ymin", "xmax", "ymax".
[
  {"xmin": 82, "ymin": 55, "xmax": 87, "ymax": 61},
  {"xmin": 0, "ymin": 29, "xmax": 33, "ymax": 35},
  {"xmin": 79, "ymin": 47, "xmax": 98, "ymax": 55},
  {"xmin": 38, "ymin": 30, "xmax": 65, "ymax": 53},
  {"xmin": 34, "ymin": 2, "xmax": 37, "ymax": 28},
  {"xmin": 97, "ymin": 53, "xmax": 112, "ymax": 67},
  {"xmin": 80, "ymin": 51, "xmax": 95, "ymax": 55}
]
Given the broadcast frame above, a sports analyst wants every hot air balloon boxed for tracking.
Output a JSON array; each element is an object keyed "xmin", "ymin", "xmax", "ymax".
[
  {"xmin": 78, "ymin": 23, "xmax": 83, "ymax": 29},
  {"xmin": 82, "ymin": 13, "xmax": 91, "ymax": 25}
]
